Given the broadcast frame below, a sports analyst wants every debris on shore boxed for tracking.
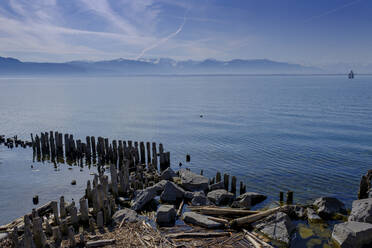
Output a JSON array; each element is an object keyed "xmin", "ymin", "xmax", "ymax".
[{"xmin": 0, "ymin": 133, "xmax": 372, "ymax": 247}]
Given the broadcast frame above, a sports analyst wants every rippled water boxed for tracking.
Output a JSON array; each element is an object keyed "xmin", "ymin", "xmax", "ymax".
[{"xmin": 0, "ymin": 75, "xmax": 371, "ymax": 225}]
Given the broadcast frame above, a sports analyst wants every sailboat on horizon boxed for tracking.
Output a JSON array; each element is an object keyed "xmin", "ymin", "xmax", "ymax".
[{"xmin": 348, "ymin": 70, "xmax": 354, "ymax": 79}]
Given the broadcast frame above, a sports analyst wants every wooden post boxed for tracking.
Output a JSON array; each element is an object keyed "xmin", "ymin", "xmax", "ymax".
[
  {"xmin": 240, "ymin": 181, "xmax": 246, "ymax": 195},
  {"xmin": 280, "ymin": 192, "xmax": 284, "ymax": 202},
  {"xmin": 68, "ymin": 227, "xmax": 76, "ymax": 247},
  {"xmin": 146, "ymin": 142, "xmax": 151, "ymax": 165},
  {"xmin": 231, "ymin": 176, "xmax": 236, "ymax": 194},
  {"xmin": 139, "ymin": 142, "xmax": 145, "ymax": 164},
  {"xmin": 216, "ymin": 172, "xmax": 221, "ymax": 183},
  {"xmin": 51, "ymin": 201, "xmax": 59, "ymax": 225},
  {"xmin": 32, "ymin": 216, "xmax": 47, "ymax": 248},
  {"xmin": 60, "ymin": 196, "xmax": 66, "ymax": 219},
  {"xmin": 110, "ymin": 164, "xmax": 118, "ymax": 196},
  {"xmin": 152, "ymin": 142, "xmax": 157, "ymax": 170},
  {"xmin": 91, "ymin": 136, "xmax": 96, "ymax": 157},
  {"xmin": 24, "ymin": 215, "xmax": 34, "ymax": 248},
  {"xmin": 223, "ymin": 173, "xmax": 229, "ymax": 191},
  {"xmin": 97, "ymin": 211, "xmax": 104, "ymax": 229},
  {"xmin": 286, "ymin": 191, "xmax": 293, "ymax": 204},
  {"xmin": 159, "ymin": 143, "xmax": 164, "ymax": 154},
  {"xmin": 52, "ymin": 226, "xmax": 62, "ymax": 245},
  {"xmin": 70, "ymin": 206, "xmax": 78, "ymax": 228},
  {"xmin": 186, "ymin": 154, "xmax": 190, "ymax": 162}
]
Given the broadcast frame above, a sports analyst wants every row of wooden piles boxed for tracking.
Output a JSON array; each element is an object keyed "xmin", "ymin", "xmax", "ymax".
[
  {"xmin": 30, "ymin": 131, "xmax": 171, "ymax": 172},
  {"xmin": 209, "ymin": 171, "xmax": 247, "ymax": 196},
  {"xmin": 7, "ymin": 160, "xmax": 144, "ymax": 248},
  {"xmin": 0, "ymin": 135, "xmax": 32, "ymax": 149}
]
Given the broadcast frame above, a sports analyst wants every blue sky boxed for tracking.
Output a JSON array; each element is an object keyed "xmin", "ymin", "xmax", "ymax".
[{"xmin": 0, "ymin": 0, "xmax": 371, "ymax": 66}]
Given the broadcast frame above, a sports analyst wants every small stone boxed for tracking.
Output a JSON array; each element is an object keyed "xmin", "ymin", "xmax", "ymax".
[
  {"xmin": 313, "ymin": 197, "xmax": 346, "ymax": 218},
  {"xmin": 207, "ymin": 189, "xmax": 234, "ymax": 206},
  {"xmin": 182, "ymin": 212, "xmax": 223, "ymax": 229},
  {"xmin": 209, "ymin": 181, "xmax": 225, "ymax": 191},
  {"xmin": 178, "ymin": 169, "xmax": 209, "ymax": 192},
  {"xmin": 160, "ymin": 181, "xmax": 185, "ymax": 203},
  {"xmin": 156, "ymin": 205, "xmax": 176, "ymax": 227},
  {"xmin": 253, "ymin": 212, "xmax": 295, "ymax": 244},
  {"xmin": 191, "ymin": 191, "xmax": 211, "ymax": 206},
  {"xmin": 306, "ymin": 208, "xmax": 322, "ymax": 223},
  {"xmin": 160, "ymin": 167, "xmax": 177, "ymax": 181}
]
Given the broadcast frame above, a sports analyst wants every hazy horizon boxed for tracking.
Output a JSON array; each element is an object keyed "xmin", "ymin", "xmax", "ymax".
[{"xmin": 0, "ymin": 0, "xmax": 371, "ymax": 71}]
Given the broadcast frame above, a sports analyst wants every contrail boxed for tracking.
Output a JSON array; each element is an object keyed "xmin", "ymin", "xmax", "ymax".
[
  {"xmin": 135, "ymin": 12, "xmax": 187, "ymax": 60},
  {"xmin": 305, "ymin": 0, "xmax": 362, "ymax": 23}
]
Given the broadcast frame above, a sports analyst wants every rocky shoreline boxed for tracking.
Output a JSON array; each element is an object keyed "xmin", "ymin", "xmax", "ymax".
[{"xmin": 0, "ymin": 133, "xmax": 371, "ymax": 248}]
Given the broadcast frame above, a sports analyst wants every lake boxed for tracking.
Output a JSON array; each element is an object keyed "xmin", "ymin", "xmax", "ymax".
[{"xmin": 0, "ymin": 75, "xmax": 371, "ymax": 225}]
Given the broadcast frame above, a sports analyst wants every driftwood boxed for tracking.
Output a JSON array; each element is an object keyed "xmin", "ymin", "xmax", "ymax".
[
  {"xmin": 0, "ymin": 201, "xmax": 54, "ymax": 232},
  {"xmin": 230, "ymin": 207, "xmax": 281, "ymax": 227},
  {"xmin": 189, "ymin": 206, "xmax": 259, "ymax": 216},
  {"xmin": 86, "ymin": 239, "xmax": 116, "ymax": 247},
  {"xmin": 207, "ymin": 216, "xmax": 229, "ymax": 225},
  {"xmin": 177, "ymin": 199, "xmax": 184, "ymax": 217},
  {"xmin": 243, "ymin": 229, "xmax": 274, "ymax": 248},
  {"xmin": 166, "ymin": 232, "xmax": 231, "ymax": 239}
]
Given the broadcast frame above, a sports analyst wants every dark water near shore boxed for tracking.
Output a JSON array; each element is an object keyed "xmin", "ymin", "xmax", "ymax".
[{"xmin": 0, "ymin": 75, "xmax": 372, "ymax": 225}]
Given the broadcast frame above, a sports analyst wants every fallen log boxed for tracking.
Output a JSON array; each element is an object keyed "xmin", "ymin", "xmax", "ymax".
[
  {"xmin": 230, "ymin": 207, "xmax": 281, "ymax": 227},
  {"xmin": 207, "ymin": 216, "xmax": 229, "ymax": 225},
  {"xmin": 177, "ymin": 199, "xmax": 184, "ymax": 217},
  {"xmin": 189, "ymin": 206, "xmax": 259, "ymax": 216},
  {"xmin": 0, "ymin": 201, "xmax": 54, "ymax": 232},
  {"xmin": 243, "ymin": 229, "xmax": 274, "ymax": 248},
  {"xmin": 86, "ymin": 239, "xmax": 116, "ymax": 247},
  {"xmin": 166, "ymin": 232, "xmax": 231, "ymax": 239}
]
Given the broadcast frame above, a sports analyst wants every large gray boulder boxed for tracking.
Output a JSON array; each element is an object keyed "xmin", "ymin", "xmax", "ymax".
[
  {"xmin": 112, "ymin": 208, "xmax": 143, "ymax": 224},
  {"xmin": 348, "ymin": 198, "xmax": 372, "ymax": 224},
  {"xmin": 313, "ymin": 197, "xmax": 346, "ymax": 218},
  {"xmin": 131, "ymin": 180, "xmax": 169, "ymax": 211},
  {"xmin": 178, "ymin": 169, "xmax": 209, "ymax": 192},
  {"xmin": 207, "ymin": 189, "xmax": 234, "ymax": 206},
  {"xmin": 156, "ymin": 205, "xmax": 176, "ymax": 227},
  {"xmin": 160, "ymin": 181, "xmax": 185, "ymax": 203},
  {"xmin": 332, "ymin": 221, "xmax": 372, "ymax": 248},
  {"xmin": 232, "ymin": 192, "xmax": 267, "ymax": 208},
  {"xmin": 254, "ymin": 212, "xmax": 295, "ymax": 244},
  {"xmin": 161, "ymin": 167, "xmax": 177, "ymax": 181},
  {"xmin": 182, "ymin": 212, "xmax": 223, "ymax": 229},
  {"xmin": 209, "ymin": 181, "xmax": 225, "ymax": 191},
  {"xmin": 191, "ymin": 191, "xmax": 212, "ymax": 206}
]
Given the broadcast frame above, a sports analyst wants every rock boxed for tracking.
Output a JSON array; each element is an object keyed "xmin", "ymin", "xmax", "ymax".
[
  {"xmin": 209, "ymin": 181, "xmax": 225, "ymax": 191},
  {"xmin": 131, "ymin": 181, "xmax": 169, "ymax": 211},
  {"xmin": 282, "ymin": 205, "xmax": 306, "ymax": 219},
  {"xmin": 191, "ymin": 191, "xmax": 212, "ymax": 206},
  {"xmin": 207, "ymin": 189, "xmax": 234, "ymax": 206},
  {"xmin": 254, "ymin": 212, "xmax": 295, "ymax": 244},
  {"xmin": 306, "ymin": 208, "xmax": 322, "ymax": 223},
  {"xmin": 160, "ymin": 181, "xmax": 185, "ymax": 203},
  {"xmin": 178, "ymin": 169, "xmax": 209, "ymax": 192},
  {"xmin": 313, "ymin": 197, "xmax": 346, "ymax": 218},
  {"xmin": 182, "ymin": 212, "xmax": 223, "ymax": 229},
  {"xmin": 232, "ymin": 192, "xmax": 267, "ymax": 208},
  {"xmin": 161, "ymin": 167, "xmax": 177, "ymax": 181},
  {"xmin": 0, "ymin": 232, "xmax": 8, "ymax": 241},
  {"xmin": 112, "ymin": 208, "xmax": 143, "ymax": 224},
  {"xmin": 156, "ymin": 205, "xmax": 176, "ymax": 227},
  {"xmin": 348, "ymin": 198, "xmax": 372, "ymax": 224},
  {"xmin": 332, "ymin": 221, "xmax": 372, "ymax": 248}
]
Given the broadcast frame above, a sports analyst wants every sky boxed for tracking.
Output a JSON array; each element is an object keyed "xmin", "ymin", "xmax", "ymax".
[{"xmin": 0, "ymin": 0, "xmax": 371, "ymax": 67}]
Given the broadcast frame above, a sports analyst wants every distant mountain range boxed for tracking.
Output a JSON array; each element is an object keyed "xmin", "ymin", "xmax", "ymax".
[{"xmin": 0, "ymin": 56, "xmax": 321, "ymax": 75}]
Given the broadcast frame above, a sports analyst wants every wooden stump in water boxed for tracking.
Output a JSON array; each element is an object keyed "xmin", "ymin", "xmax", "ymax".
[
  {"xmin": 224, "ymin": 173, "xmax": 230, "ymax": 191},
  {"xmin": 231, "ymin": 176, "xmax": 236, "ymax": 194}
]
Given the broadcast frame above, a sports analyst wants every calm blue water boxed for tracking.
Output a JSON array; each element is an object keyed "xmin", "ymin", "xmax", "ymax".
[{"xmin": 0, "ymin": 75, "xmax": 371, "ymax": 225}]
